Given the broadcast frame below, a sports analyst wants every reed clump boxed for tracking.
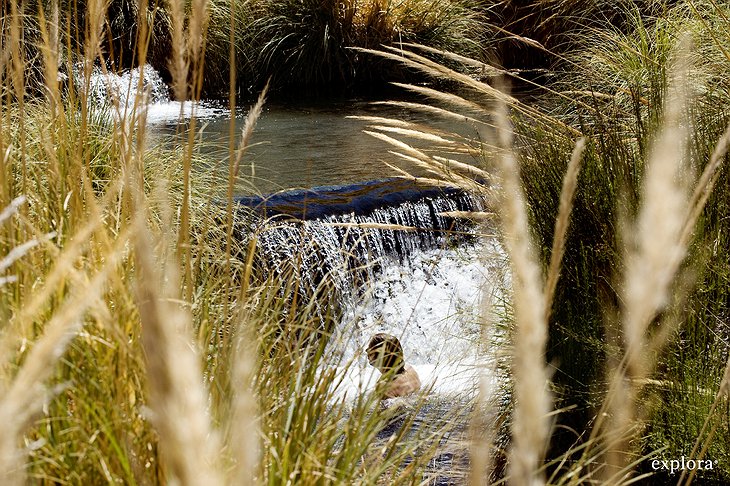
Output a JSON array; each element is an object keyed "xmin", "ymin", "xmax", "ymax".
[
  {"xmin": 517, "ymin": 3, "xmax": 730, "ymax": 480},
  {"xmin": 4, "ymin": 0, "xmax": 673, "ymax": 100},
  {"xmin": 517, "ymin": 2, "xmax": 730, "ymax": 481}
]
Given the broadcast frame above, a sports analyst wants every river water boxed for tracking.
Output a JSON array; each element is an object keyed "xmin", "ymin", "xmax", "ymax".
[
  {"xmin": 144, "ymin": 98, "xmax": 480, "ymax": 195},
  {"xmin": 104, "ymin": 65, "xmax": 506, "ymax": 481},
  {"xmin": 88, "ymin": 63, "xmax": 481, "ymax": 195}
]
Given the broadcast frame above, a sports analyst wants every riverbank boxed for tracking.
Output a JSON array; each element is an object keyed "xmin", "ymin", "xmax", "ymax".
[{"xmin": 10, "ymin": 0, "xmax": 669, "ymax": 99}]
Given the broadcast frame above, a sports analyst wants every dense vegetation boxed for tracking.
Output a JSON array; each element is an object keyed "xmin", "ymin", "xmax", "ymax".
[
  {"xmin": 518, "ymin": 5, "xmax": 730, "ymax": 480},
  {"xmin": 0, "ymin": 0, "xmax": 729, "ymax": 484}
]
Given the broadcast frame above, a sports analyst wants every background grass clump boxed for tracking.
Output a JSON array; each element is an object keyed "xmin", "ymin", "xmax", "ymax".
[
  {"xmin": 191, "ymin": 0, "xmax": 494, "ymax": 97},
  {"xmin": 3, "ymin": 0, "xmax": 492, "ymax": 98},
  {"xmin": 513, "ymin": 0, "xmax": 730, "ymax": 480}
]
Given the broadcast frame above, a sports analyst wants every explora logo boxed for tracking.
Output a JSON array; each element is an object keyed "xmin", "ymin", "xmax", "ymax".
[{"xmin": 651, "ymin": 456, "xmax": 717, "ymax": 474}]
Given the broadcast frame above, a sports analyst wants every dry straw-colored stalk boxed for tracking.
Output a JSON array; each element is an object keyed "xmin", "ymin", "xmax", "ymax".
[
  {"xmin": 36, "ymin": 1, "xmax": 62, "ymax": 109},
  {"xmin": 233, "ymin": 84, "xmax": 269, "ymax": 179},
  {"xmin": 544, "ymin": 138, "xmax": 586, "ymax": 322},
  {"xmin": 356, "ymin": 45, "xmax": 583, "ymax": 137},
  {"xmin": 371, "ymin": 101, "xmax": 492, "ymax": 128},
  {"xmin": 363, "ymin": 129, "xmax": 486, "ymax": 192},
  {"xmin": 389, "ymin": 82, "xmax": 494, "ymax": 118},
  {"xmin": 491, "ymin": 94, "xmax": 551, "ymax": 486},
  {"xmin": 601, "ymin": 36, "xmax": 693, "ymax": 481},
  {"xmin": 84, "ymin": 0, "xmax": 107, "ymax": 65},
  {"xmin": 229, "ymin": 237, "xmax": 261, "ymax": 483},
  {"xmin": 438, "ymin": 211, "xmax": 495, "ymax": 222},
  {"xmin": 222, "ymin": 85, "xmax": 267, "ymax": 351},
  {"xmin": 188, "ymin": 0, "xmax": 210, "ymax": 69},
  {"xmin": 168, "ymin": 0, "xmax": 189, "ymax": 101},
  {"xmin": 127, "ymin": 96, "xmax": 221, "ymax": 483},
  {"xmin": 133, "ymin": 208, "xmax": 224, "ymax": 486},
  {"xmin": 174, "ymin": 0, "xmax": 212, "ymax": 298},
  {"xmin": 404, "ymin": 41, "xmax": 601, "ymax": 115},
  {"xmin": 370, "ymin": 125, "xmax": 465, "ymax": 148},
  {"xmin": 346, "ymin": 115, "xmax": 414, "ymax": 128}
]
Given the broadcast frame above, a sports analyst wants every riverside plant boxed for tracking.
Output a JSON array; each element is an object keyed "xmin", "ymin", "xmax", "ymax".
[
  {"xmin": 239, "ymin": 0, "xmax": 490, "ymax": 90},
  {"xmin": 524, "ymin": 2, "xmax": 730, "ymax": 479}
]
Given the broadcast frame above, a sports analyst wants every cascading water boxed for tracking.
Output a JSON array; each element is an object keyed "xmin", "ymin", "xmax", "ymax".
[
  {"xmin": 81, "ymin": 64, "xmax": 224, "ymax": 121},
  {"xmin": 83, "ymin": 61, "xmax": 502, "ymax": 482},
  {"xmin": 240, "ymin": 179, "xmax": 507, "ymax": 484},
  {"xmin": 91, "ymin": 61, "xmax": 504, "ymax": 393},
  {"xmin": 80, "ymin": 63, "xmax": 170, "ymax": 106},
  {"xmin": 239, "ymin": 179, "xmax": 485, "ymax": 314},
  {"xmin": 238, "ymin": 178, "xmax": 506, "ymax": 395}
]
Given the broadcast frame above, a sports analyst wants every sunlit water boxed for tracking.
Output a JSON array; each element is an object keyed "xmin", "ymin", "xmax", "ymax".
[
  {"xmin": 329, "ymin": 239, "xmax": 507, "ymax": 397},
  {"xmin": 90, "ymin": 63, "xmax": 508, "ymax": 483},
  {"xmin": 94, "ymin": 65, "xmax": 505, "ymax": 398}
]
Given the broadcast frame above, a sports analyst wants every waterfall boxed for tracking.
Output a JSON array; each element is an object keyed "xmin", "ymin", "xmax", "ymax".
[
  {"xmin": 80, "ymin": 64, "xmax": 225, "ymax": 122},
  {"xmin": 80, "ymin": 63, "xmax": 170, "ymax": 107},
  {"xmin": 239, "ymin": 178, "xmax": 507, "ymax": 427},
  {"xmin": 238, "ymin": 178, "xmax": 485, "ymax": 315}
]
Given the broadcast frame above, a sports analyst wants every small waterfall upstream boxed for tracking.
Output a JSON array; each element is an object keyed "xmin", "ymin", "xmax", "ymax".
[
  {"xmin": 81, "ymin": 63, "xmax": 170, "ymax": 106},
  {"xmin": 82, "ymin": 64, "xmax": 224, "ymax": 121}
]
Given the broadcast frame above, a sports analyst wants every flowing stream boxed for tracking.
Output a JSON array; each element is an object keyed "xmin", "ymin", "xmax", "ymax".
[
  {"xmin": 94, "ymin": 64, "xmax": 506, "ymax": 389},
  {"xmin": 94, "ymin": 65, "xmax": 508, "ymax": 481}
]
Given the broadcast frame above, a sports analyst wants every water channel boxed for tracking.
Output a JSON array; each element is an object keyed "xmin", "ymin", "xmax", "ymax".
[{"xmin": 105, "ymin": 65, "xmax": 507, "ymax": 482}]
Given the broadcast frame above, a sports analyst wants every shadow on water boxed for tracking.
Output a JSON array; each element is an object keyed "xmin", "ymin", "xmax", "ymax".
[
  {"xmin": 360, "ymin": 397, "xmax": 475, "ymax": 485},
  {"xmin": 235, "ymin": 177, "xmax": 475, "ymax": 220}
]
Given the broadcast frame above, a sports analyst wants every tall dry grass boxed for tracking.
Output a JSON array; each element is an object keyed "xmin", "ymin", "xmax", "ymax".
[
  {"xmin": 489, "ymin": 94, "xmax": 550, "ymax": 486},
  {"xmin": 600, "ymin": 38, "xmax": 693, "ymax": 481},
  {"xmin": 0, "ymin": 0, "xmax": 231, "ymax": 483},
  {"xmin": 132, "ymin": 188, "xmax": 224, "ymax": 486}
]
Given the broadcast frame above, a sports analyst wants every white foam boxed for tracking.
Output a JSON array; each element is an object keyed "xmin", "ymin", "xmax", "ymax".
[
  {"xmin": 82, "ymin": 64, "xmax": 225, "ymax": 123},
  {"xmin": 143, "ymin": 100, "xmax": 226, "ymax": 124},
  {"xmin": 81, "ymin": 63, "xmax": 169, "ymax": 107},
  {"xmin": 326, "ymin": 237, "xmax": 508, "ymax": 400}
]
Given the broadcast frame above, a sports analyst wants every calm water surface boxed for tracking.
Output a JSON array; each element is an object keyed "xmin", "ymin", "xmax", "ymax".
[{"xmin": 145, "ymin": 97, "xmax": 480, "ymax": 195}]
